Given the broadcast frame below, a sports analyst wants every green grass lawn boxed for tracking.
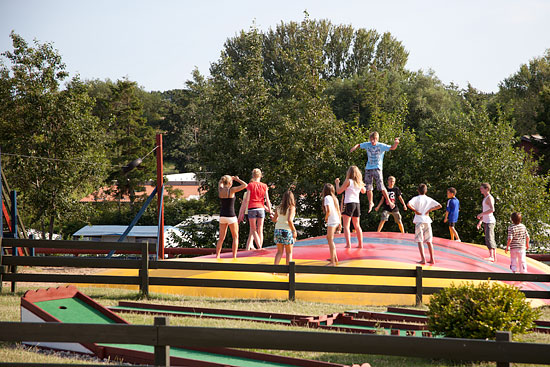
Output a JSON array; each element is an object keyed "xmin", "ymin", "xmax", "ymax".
[{"xmin": 1, "ymin": 285, "xmax": 549, "ymax": 366}]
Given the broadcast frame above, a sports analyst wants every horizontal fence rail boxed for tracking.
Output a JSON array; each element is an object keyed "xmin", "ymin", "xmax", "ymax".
[
  {"xmin": 0, "ymin": 321, "xmax": 549, "ymax": 365},
  {"xmin": 1, "ymin": 238, "xmax": 550, "ymax": 303}
]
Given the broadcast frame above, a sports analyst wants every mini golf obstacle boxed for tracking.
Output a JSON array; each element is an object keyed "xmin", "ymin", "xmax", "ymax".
[
  {"xmin": 108, "ymin": 300, "xmax": 550, "ymax": 336},
  {"xmin": 92, "ymin": 232, "xmax": 550, "ymax": 306},
  {"xmin": 109, "ymin": 300, "xmax": 433, "ymax": 337},
  {"xmin": 20, "ymin": 286, "xmax": 350, "ymax": 367}
]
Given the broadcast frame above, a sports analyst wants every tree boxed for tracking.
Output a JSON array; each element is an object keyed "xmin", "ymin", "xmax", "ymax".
[
  {"xmin": 497, "ymin": 49, "xmax": 550, "ymax": 136},
  {"xmin": 0, "ymin": 32, "xmax": 108, "ymax": 238},
  {"xmin": 93, "ymin": 79, "xmax": 157, "ymax": 206}
]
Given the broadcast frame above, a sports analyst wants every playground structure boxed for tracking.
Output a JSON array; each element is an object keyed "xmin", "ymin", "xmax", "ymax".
[{"xmin": 0, "ymin": 134, "xmax": 168, "ymax": 259}]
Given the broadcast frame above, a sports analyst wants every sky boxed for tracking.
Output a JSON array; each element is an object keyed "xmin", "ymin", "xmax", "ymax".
[{"xmin": 1, "ymin": 0, "xmax": 549, "ymax": 93}]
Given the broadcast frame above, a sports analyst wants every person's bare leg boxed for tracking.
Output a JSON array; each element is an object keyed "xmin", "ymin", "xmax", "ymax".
[
  {"xmin": 342, "ymin": 215, "xmax": 352, "ymax": 248},
  {"xmin": 285, "ymin": 245, "xmax": 293, "ymax": 265},
  {"xmin": 397, "ymin": 220, "xmax": 405, "ymax": 233},
  {"xmin": 427, "ymin": 242, "xmax": 435, "ymax": 264},
  {"xmin": 367, "ymin": 190, "xmax": 374, "ymax": 212},
  {"xmin": 216, "ymin": 223, "xmax": 229, "ymax": 258},
  {"xmin": 274, "ymin": 244, "xmax": 284, "ymax": 265},
  {"xmin": 249, "ymin": 220, "xmax": 261, "ymax": 249},
  {"xmin": 451, "ymin": 227, "xmax": 460, "ymax": 241},
  {"xmin": 448, "ymin": 226, "xmax": 455, "ymax": 241},
  {"xmin": 377, "ymin": 220, "xmax": 385, "ymax": 232},
  {"xmin": 246, "ymin": 231, "xmax": 254, "ymax": 250},
  {"xmin": 228, "ymin": 222, "xmax": 239, "ymax": 258},
  {"xmin": 352, "ymin": 216, "xmax": 363, "ymax": 248},
  {"xmin": 327, "ymin": 226, "xmax": 338, "ymax": 265},
  {"xmin": 417, "ymin": 243, "xmax": 426, "ymax": 264},
  {"xmin": 257, "ymin": 217, "xmax": 265, "ymax": 249}
]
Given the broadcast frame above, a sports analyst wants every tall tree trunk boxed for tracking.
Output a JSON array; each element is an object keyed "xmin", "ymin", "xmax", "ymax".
[{"xmin": 48, "ymin": 214, "xmax": 55, "ymax": 240}]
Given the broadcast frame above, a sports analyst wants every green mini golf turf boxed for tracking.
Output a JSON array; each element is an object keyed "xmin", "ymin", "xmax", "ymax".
[
  {"xmin": 110, "ymin": 305, "xmax": 292, "ymax": 323},
  {"xmin": 33, "ymin": 298, "xmax": 299, "ymax": 366},
  {"xmin": 35, "ymin": 298, "xmax": 113, "ymax": 324},
  {"xmin": 99, "ymin": 344, "xmax": 296, "ymax": 366}
]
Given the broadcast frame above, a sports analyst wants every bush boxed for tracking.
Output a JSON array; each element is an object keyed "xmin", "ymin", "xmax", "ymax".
[{"xmin": 427, "ymin": 281, "xmax": 541, "ymax": 339}]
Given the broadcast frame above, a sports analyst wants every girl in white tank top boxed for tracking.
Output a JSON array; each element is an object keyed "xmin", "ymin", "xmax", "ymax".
[{"xmin": 335, "ymin": 166, "xmax": 366, "ymax": 249}]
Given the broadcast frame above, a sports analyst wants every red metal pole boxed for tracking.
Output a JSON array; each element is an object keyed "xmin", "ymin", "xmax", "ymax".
[{"xmin": 156, "ymin": 134, "xmax": 164, "ymax": 259}]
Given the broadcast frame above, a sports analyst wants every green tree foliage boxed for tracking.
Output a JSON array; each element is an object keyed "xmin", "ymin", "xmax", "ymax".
[
  {"xmin": 192, "ymin": 21, "xmax": 353, "ymax": 237},
  {"xmin": 0, "ymin": 32, "xmax": 108, "ymax": 238},
  {"xmin": 90, "ymin": 79, "xmax": 157, "ymax": 205},
  {"xmin": 427, "ymin": 281, "xmax": 541, "ymax": 339},
  {"xmin": 498, "ymin": 49, "xmax": 550, "ymax": 135}
]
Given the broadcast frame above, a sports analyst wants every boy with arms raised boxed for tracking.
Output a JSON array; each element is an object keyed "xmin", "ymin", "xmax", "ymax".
[
  {"xmin": 350, "ymin": 131, "xmax": 399, "ymax": 213},
  {"xmin": 408, "ymin": 184, "xmax": 442, "ymax": 265}
]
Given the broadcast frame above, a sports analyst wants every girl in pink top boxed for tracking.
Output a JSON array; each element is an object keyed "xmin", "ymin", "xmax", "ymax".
[{"xmin": 238, "ymin": 168, "xmax": 272, "ymax": 249}]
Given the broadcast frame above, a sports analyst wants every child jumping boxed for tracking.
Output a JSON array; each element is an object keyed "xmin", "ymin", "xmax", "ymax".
[
  {"xmin": 505, "ymin": 212, "xmax": 530, "ymax": 273},
  {"xmin": 350, "ymin": 131, "xmax": 399, "ymax": 213},
  {"xmin": 374, "ymin": 176, "xmax": 406, "ymax": 233},
  {"xmin": 443, "ymin": 187, "xmax": 461, "ymax": 242},
  {"xmin": 408, "ymin": 184, "xmax": 442, "ymax": 265},
  {"xmin": 272, "ymin": 190, "xmax": 297, "ymax": 265},
  {"xmin": 336, "ymin": 166, "xmax": 366, "ymax": 248},
  {"xmin": 322, "ymin": 183, "xmax": 341, "ymax": 266}
]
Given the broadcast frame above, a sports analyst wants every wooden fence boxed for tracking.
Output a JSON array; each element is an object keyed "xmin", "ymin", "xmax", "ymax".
[
  {"xmin": 0, "ymin": 318, "xmax": 549, "ymax": 366},
  {"xmin": 1, "ymin": 238, "xmax": 550, "ymax": 305}
]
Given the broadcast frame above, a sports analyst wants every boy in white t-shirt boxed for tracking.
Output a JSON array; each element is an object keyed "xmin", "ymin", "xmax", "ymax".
[{"xmin": 407, "ymin": 184, "xmax": 442, "ymax": 265}]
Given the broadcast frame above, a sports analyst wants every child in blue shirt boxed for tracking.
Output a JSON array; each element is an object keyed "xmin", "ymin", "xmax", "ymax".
[
  {"xmin": 350, "ymin": 131, "xmax": 399, "ymax": 213},
  {"xmin": 443, "ymin": 187, "xmax": 461, "ymax": 242}
]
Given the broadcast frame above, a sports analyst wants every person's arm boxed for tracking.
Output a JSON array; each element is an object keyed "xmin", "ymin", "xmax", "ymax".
[
  {"xmin": 287, "ymin": 206, "xmax": 297, "ymax": 240},
  {"xmin": 350, "ymin": 143, "xmax": 360, "ymax": 153},
  {"xmin": 444, "ymin": 211, "xmax": 449, "ymax": 223},
  {"xmin": 399, "ymin": 195, "xmax": 407, "ymax": 211},
  {"xmin": 324, "ymin": 203, "xmax": 330, "ymax": 222},
  {"xmin": 505, "ymin": 236, "xmax": 511, "ymax": 254},
  {"xmin": 271, "ymin": 209, "xmax": 279, "ymax": 223},
  {"xmin": 477, "ymin": 196, "xmax": 495, "ymax": 219},
  {"xmin": 526, "ymin": 230, "xmax": 530, "ymax": 251},
  {"xmin": 374, "ymin": 196, "xmax": 384, "ymax": 211},
  {"xmin": 265, "ymin": 189, "xmax": 272, "ymax": 214},
  {"xmin": 427, "ymin": 204, "xmax": 442, "ymax": 213},
  {"xmin": 360, "ymin": 183, "xmax": 367, "ymax": 194},
  {"xmin": 407, "ymin": 203, "xmax": 421, "ymax": 216},
  {"xmin": 390, "ymin": 137, "xmax": 400, "ymax": 150},
  {"xmin": 335, "ymin": 178, "xmax": 350, "ymax": 195},
  {"xmin": 238, "ymin": 192, "xmax": 249, "ymax": 222},
  {"xmin": 230, "ymin": 176, "xmax": 247, "ymax": 194}
]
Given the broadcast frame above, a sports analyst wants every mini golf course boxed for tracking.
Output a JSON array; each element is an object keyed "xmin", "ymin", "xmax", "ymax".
[
  {"xmin": 20, "ymin": 286, "xmax": 349, "ymax": 366},
  {"xmin": 91, "ymin": 232, "xmax": 550, "ymax": 306}
]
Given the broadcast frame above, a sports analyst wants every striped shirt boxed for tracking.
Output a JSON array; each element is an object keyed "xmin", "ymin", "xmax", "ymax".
[{"xmin": 507, "ymin": 224, "xmax": 529, "ymax": 250}]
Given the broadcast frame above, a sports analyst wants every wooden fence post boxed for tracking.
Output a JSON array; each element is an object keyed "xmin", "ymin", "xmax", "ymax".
[
  {"xmin": 415, "ymin": 266, "xmax": 423, "ymax": 306},
  {"xmin": 288, "ymin": 261, "xmax": 296, "ymax": 301},
  {"xmin": 496, "ymin": 331, "xmax": 511, "ymax": 367},
  {"xmin": 140, "ymin": 242, "xmax": 149, "ymax": 297},
  {"xmin": 154, "ymin": 317, "xmax": 170, "ymax": 367}
]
